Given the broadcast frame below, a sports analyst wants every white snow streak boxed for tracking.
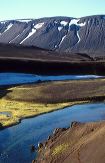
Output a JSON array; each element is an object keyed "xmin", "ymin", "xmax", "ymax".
[
  {"xmin": 60, "ymin": 21, "xmax": 68, "ymax": 26},
  {"xmin": 17, "ymin": 19, "xmax": 32, "ymax": 23},
  {"xmin": 69, "ymin": 19, "xmax": 86, "ymax": 27},
  {"xmin": 9, "ymin": 29, "xmax": 26, "ymax": 43},
  {"xmin": 59, "ymin": 35, "xmax": 66, "ymax": 47},
  {"xmin": 58, "ymin": 26, "xmax": 63, "ymax": 31},
  {"xmin": 20, "ymin": 22, "xmax": 44, "ymax": 44},
  {"xmin": 77, "ymin": 31, "xmax": 81, "ymax": 43},
  {"xmin": 0, "ymin": 23, "xmax": 13, "ymax": 36},
  {"xmin": 9, "ymin": 34, "xmax": 20, "ymax": 43},
  {"xmin": 34, "ymin": 22, "xmax": 44, "ymax": 29},
  {"xmin": 54, "ymin": 21, "xmax": 58, "ymax": 24},
  {"xmin": 69, "ymin": 19, "xmax": 86, "ymax": 43},
  {"xmin": 0, "ymin": 21, "xmax": 6, "ymax": 24},
  {"xmin": 20, "ymin": 28, "xmax": 36, "ymax": 44},
  {"xmin": 3, "ymin": 23, "xmax": 13, "ymax": 33}
]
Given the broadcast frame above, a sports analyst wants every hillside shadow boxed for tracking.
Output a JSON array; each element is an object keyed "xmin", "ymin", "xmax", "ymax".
[{"xmin": 0, "ymin": 89, "xmax": 12, "ymax": 98}]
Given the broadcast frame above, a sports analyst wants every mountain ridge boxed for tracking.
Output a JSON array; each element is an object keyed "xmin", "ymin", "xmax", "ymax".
[{"xmin": 0, "ymin": 15, "xmax": 105, "ymax": 57}]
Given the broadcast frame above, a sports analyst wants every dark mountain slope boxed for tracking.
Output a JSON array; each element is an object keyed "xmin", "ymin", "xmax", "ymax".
[
  {"xmin": 0, "ymin": 44, "xmax": 105, "ymax": 75},
  {"xmin": 0, "ymin": 15, "xmax": 105, "ymax": 56}
]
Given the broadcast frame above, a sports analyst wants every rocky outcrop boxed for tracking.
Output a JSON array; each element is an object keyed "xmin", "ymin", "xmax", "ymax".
[{"xmin": 34, "ymin": 121, "xmax": 105, "ymax": 163}]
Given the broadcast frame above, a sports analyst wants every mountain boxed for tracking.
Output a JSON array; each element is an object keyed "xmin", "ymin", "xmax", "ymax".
[{"xmin": 0, "ymin": 15, "xmax": 105, "ymax": 57}]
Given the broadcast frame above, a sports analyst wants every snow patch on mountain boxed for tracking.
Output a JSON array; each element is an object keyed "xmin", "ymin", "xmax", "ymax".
[
  {"xmin": 34, "ymin": 22, "xmax": 44, "ymax": 29},
  {"xmin": 59, "ymin": 35, "xmax": 67, "ymax": 47},
  {"xmin": 0, "ymin": 21, "xmax": 6, "ymax": 24},
  {"xmin": 54, "ymin": 34, "xmax": 67, "ymax": 49},
  {"xmin": 20, "ymin": 23, "xmax": 44, "ymax": 44},
  {"xmin": 69, "ymin": 19, "xmax": 86, "ymax": 27},
  {"xmin": 9, "ymin": 34, "xmax": 21, "ymax": 43},
  {"xmin": 3, "ymin": 23, "xmax": 13, "ymax": 33},
  {"xmin": 60, "ymin": 21, "xmax": 68, "ymax": 26},
  {"xmin": 17, "ymin": 19, "xmax": 32, "ymax": 23},
  {"xmin": 54, "ymin": 21, "xmax": 58, "ymax": 24},
  {"xmin": 68, "ymin": 19, "xmax": 86, "ymax": 43},
  {"xmin": 58, "ymin": 26, "xmax": 63, "ymax": 31},
  {"xmin": 9, "ymin": 29, "xmax": 26, "ymax": 43},
  {"xmin": 77, "ymin": 31, "xmax": 81, "ymax": 43},
  {"xmin": 20, "ymin": 27, "xmax": 36, "ymax": 44}
]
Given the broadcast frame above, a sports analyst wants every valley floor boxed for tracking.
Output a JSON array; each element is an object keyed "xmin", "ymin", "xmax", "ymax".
[{"xmin": 1, "ymin": 78, "xmax": 105, "ymax": 128}]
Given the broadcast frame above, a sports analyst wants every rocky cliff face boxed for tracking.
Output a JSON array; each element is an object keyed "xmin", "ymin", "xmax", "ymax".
[{"xmin": 0, "ymin": 15, "xmax": 105, "ymax": 57}]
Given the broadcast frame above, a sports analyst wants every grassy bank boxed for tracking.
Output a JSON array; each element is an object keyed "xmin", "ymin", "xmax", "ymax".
[
  {"xmin": 0, "ymin": 99, "xmax": 85, "ymax": 128},
  {"xmin": 1, "ymin": 78, "xmax": 105, "ymax": 128},
  {"xmin": 4, "ymin": 78, "xmax": 105, "ymax": 103}
]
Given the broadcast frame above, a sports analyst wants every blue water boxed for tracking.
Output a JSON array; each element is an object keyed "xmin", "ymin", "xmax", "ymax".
[
  {"xmin": 0, "ymin": 103, "xmax": 105, "ymax": 163},
  {"xmin": 0, "ymin": 112, "xmax": 11, "ymax": 117},
  {"xmin": 0, "ymin": 73, "xmax": 102, "ymax": 86}
]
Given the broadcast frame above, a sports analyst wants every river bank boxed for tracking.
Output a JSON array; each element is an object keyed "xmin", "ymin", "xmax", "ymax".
[
  {"xmin": 1, "ymin": 78, "xmax": 105, "ymax": 128},
  {"xmin": 1, "ymin": 103, "xmax": 105, "ymax": 163},
  {"xmin": 0, "ymin": 100, "xmax": 85, "ymax": 130},
  {"xmin": 1, "ymin": 76, "xmax": 105, "ymax": 162},
  {"xmin": 34, "ymin": 121, "xmax": 105, "ymax": 163}
]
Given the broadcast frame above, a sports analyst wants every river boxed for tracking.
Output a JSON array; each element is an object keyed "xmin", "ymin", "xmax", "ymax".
[
  {"xmin": 0, "ymin": 73, "xmax": 104, "ymax": 163},
  {"xmin": 0, "ymin": 73, "xmax": 102, "ymax": 86},
  {"xmin": 0, "ymin": 103, "xmax": 105, "ymax": 163}
]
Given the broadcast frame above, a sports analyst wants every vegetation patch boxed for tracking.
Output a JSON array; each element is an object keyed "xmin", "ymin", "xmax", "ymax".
[
  {"xmin": 52, "ymin": 143, "xmax": 69, "ymax": 156},
  {"xmin": 4, "ymin": 78, "xmax": 105, "ymax": 104},
  {"xmin": 0, "ymin": 98, "xmax": 82, "ymax": 127}
]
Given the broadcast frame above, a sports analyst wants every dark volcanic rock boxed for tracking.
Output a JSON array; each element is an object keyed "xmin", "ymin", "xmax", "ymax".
[
  {"xmin": 0, "ymin": 123, "xmax": 3, "ymax": 130},
  {"xmin": 71, "ymin": 121, "xmax": 81, "ymax": 128},
  {"xmin": 1, "ymin": 15, "xmax": 105, "ymax": 57},
  {"xmin": 38, "ymin": 143, "xmax": 43, "ymax": 150},
  {"xmin": 30, "ymin": 145, "xmax": 36, "ymax": 152}
]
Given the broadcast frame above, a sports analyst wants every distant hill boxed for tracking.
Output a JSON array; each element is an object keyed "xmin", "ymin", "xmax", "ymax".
[{"xmin": 0, "ymin": 15, "xmax": 105, "ymax": 57}]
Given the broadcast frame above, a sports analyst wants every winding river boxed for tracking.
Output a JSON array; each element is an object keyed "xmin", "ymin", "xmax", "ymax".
[
  {"xmin": 0, "ymin": 103, "xmax": 105, "ymax": 163},
  {"xmin": 0, "ymin": 73, "xmax": 104, "ymax": 163},
  {"xmin": 0, "ymin": 73, "xmax": 102, "ymax": 86}
]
